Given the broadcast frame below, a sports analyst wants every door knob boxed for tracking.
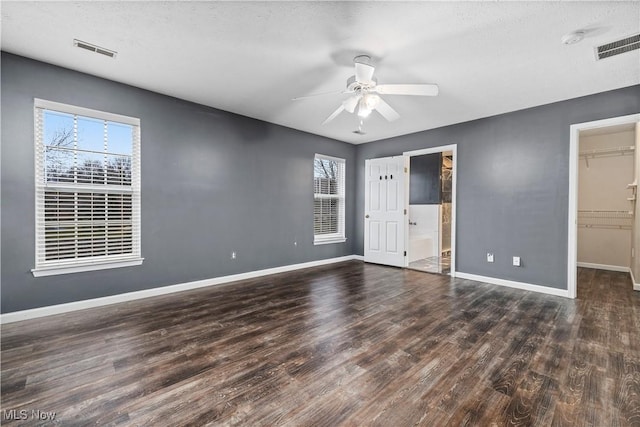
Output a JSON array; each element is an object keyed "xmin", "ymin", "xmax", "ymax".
[{"xmin": 365, "ymin": 214, "xmax": 370, "ymax": 218}]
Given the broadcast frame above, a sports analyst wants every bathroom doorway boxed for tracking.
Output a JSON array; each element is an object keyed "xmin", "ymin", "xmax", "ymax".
[{"xmin": 403, "ymin": 145, "xmax": 457, "ymax": 275}]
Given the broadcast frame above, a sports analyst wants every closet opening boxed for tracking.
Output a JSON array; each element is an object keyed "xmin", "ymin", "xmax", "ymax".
[
  {"xmin": 577, "ymin": 124, "xmax": 636, "ymax": 272},
  {"xmin": 568, "ymin": 113, "xmax": 640, "ymax": 298}
]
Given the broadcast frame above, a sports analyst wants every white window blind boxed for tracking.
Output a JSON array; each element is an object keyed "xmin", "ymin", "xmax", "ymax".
[
  {"xmin": 33, "ymin": 99, "xmax": 142, "ymax": 276},
  {"xmin": 314, "ymin": 154, "xmax": 346, "ymax": 244}
]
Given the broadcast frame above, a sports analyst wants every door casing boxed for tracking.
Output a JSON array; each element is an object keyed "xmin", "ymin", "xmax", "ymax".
[
  {"xmin": 403, "ymin": 144, "xmax": 457, "ymax": 276},
  {"xmin": 568, "ymin": 113, "xmax": 640, "ymax": 298}
]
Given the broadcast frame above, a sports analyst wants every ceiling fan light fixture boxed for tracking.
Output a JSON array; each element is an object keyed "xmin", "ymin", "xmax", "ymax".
[
  {"xmin": 364, "ymin": 93, "xmax": 380, "ymax": 109},
  {"xmin": 342, "ymin": 95, "xmax": 359, "ymax": 113},
  {"xmin": 357, "ymin": 97, "xmax": 373, "ymax": 118},
  {"xmin": 357, "ymin": 107, "xmax": 372, "ymax": 118}
]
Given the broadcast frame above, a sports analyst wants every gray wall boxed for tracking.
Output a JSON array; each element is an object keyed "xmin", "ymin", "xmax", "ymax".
[
  {"xmin": 3, "ymin": 52, "xmax": 638, "ymax": 312},
  {"xmin": 410, "ymin": 153, "xmax": 442, "ymax": 205},
  {"xmin": 1, "ymin": 53, "xmax": 356, "ymax": 313},
  {"xmin": 355, "ymin": 85, "xmax": 640, "ymax": 290}
]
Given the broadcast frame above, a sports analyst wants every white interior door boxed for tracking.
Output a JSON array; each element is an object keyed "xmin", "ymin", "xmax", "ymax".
[{"xmin": 364, "ymin": 156, "xmax": 408, "ymax": 267}]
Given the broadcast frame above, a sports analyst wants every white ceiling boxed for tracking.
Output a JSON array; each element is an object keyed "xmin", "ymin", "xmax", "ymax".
[{"xmin": 2, "ymin": 1, "xmax": 639, "ymax": 144}]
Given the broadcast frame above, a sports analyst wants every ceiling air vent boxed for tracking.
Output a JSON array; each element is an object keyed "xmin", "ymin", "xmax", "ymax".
[
  {"xmin": 595, "ymin": 33, "xmax": 640, "ymax": 60},
  {"xmin": 73, "ymin": 39, "xmax": 117, "ymax": 58}
]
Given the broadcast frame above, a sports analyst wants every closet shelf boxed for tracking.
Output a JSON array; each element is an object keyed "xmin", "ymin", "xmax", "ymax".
[{"xmin": 578, "ymin": 210, "xmax": 634, "ymax": 229}]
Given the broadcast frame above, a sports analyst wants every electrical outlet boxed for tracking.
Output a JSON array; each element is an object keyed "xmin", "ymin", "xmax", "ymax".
[
  {"xmin": 513, "ymin": 256, "xmax": 521, "ymax": 267},
  {"xmin": 487, "ymin": 253, "xmax": 494, "ymax": 263},
  {"xmin": 231, "ymin": 251, "xmax": 237, "ymax": 259},
  {"xmin": 294, "ymin": 241, "xmax": 297, "ymax": 247}
]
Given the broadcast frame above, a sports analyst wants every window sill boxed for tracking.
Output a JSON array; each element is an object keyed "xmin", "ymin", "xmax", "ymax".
[
  {"xmin": 313, "ymin": 237, "xmax": 347, "ymax": 246},
  {"xmin": 32, "ymin": 258, "xmax": 144, "ymax": 277}
]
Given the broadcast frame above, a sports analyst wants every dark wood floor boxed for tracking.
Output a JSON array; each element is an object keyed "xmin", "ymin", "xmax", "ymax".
[{"xmin": 1, "ymin": 262, "xmax": 639, "ymax": 426}]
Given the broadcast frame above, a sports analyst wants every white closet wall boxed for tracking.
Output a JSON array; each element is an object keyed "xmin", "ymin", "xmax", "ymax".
[
  {"xmin": 633, "ymin": 123, "xmax": 640, "ymax": 283},
  {"xmin": 578, "ymin": 130, "xmax": 635, "ymax": 269}
]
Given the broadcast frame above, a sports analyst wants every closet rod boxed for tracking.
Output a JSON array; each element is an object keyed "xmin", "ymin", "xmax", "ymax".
[
  {"xmin": 578, "ymin": 224, "xmax": 632, "ymax": 230},
  {"xmin": 579, "ymin": 145, "xmax": 635, "ymax": 167},
  {"xmin": 578, "ymin": 145, "xmax": 635, "ymax": 157},
  {"xmin": 578, "ymin": 210, "xmax": 633, "ymax": 217}
]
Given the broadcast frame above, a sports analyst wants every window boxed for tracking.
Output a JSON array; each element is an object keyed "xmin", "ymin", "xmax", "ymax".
[
  {"xmin": 313, "ymin": 154, "xmax": 346, "ymax": 244},
  {"xmin": 32, "ymin": 99, "xmax": 142, "ymax": 276}
]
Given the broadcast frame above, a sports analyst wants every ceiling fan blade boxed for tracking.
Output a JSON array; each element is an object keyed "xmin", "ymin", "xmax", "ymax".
[
  {"xmin": 355, "ymin": 62, "xmax": 375, "ymax": 84},
  {"xmin": 374, "ymin": 84, "xmax": 439, "ymax": 96},
  {"xmin": 342, "ymin": 95, "xmax": 360, "ymax": 114},
  {"xmin": 322, "ymin": 105, "xmax": 345, "ymax": 125},
  {"xmin": 374, "ymin": 97, "xmax": 400, "ymax": 122},
  {"xmin": 292, "ymin": 89, "xmax": 345, "ymax": 101}
]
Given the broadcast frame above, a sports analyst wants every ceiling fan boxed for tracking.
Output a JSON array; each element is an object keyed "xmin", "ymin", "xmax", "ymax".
[{"xmin": 294, "ymin": 55, "xmax": 439, "ymax": 125}]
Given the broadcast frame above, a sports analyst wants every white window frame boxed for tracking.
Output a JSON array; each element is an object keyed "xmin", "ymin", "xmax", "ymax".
[
  {"xmin": 313, "ymin": 153, "xmax": 346, "ymax": 245},
  {"xmin": 32, "ymin": 99, "xmax": 143, "ymax": 277}
]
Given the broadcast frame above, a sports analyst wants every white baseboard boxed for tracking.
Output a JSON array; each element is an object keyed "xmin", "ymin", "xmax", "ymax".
[
  {"xmin": 1, "ymin": 255, "xmax": 362, "ymax": 324},
  {"xmin": 455, "ymin": 272, "xmax": 570, "ymax": 298},
  {"xmin": 630, "ymin": 269, "xmax": 640, "ymax": 292},
  {"xmin": 577, "ymin": 262, "xmax": 630, "ymax": 273}
]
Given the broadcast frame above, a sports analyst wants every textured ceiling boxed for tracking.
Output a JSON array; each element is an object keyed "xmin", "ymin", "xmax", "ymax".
[{"xmin": 2, "ymin": 1, "xmax": 639, "ymax": 144}]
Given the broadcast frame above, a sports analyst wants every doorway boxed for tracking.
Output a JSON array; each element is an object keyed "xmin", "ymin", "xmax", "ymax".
[
  {"xmin": 568, "ymin": 113, "xmax": 640, "ymax": 298},
  {"xmin": 404, "ymin": 145, "xmax": 457, "ymax": 276},
  {"xmin": 576, "ymin": 124, "xmax": 636, "ymax": 273}
]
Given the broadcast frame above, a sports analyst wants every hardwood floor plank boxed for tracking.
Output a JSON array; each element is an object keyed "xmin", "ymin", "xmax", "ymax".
[
  {"xmin": 444, "ymin": 385, "xmax": 511, "ymax": 426},
  {"xmin": 614, "ymin": 355, "xmax": 640, "ymax": 426},
  {"xmin": 503, "ymin": 370, "xmax": 558, "ymax": 426}
]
